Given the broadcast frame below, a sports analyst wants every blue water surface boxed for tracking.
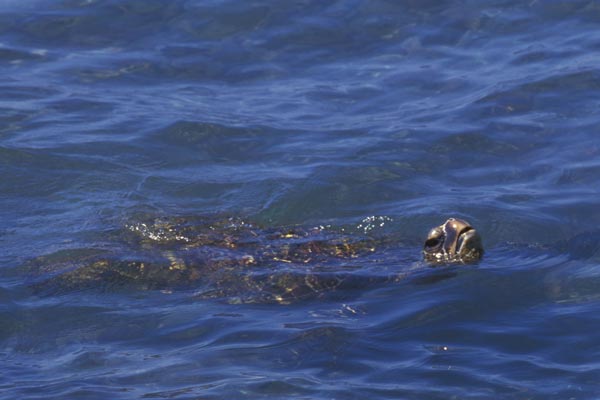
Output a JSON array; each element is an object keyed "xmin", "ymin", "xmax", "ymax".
[{"xmin": 1, "ymin": 1, "xmax": 600, "ymax": 399}]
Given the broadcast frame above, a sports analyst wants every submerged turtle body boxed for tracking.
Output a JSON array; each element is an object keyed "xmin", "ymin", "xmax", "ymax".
[{"xmin": 27, "ymin": 216, "xmax": 483, "ymax": 303}]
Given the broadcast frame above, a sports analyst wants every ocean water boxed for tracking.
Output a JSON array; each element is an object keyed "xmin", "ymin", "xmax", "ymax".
[{"xmin": 2, "ymin": 1, "xmax": 600, "ymax": 399}]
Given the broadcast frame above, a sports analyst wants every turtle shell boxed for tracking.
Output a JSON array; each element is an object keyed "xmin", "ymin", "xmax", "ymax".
[{"xmin": 26, "ymin": 215, "xmax": 393, "ymax": 303}]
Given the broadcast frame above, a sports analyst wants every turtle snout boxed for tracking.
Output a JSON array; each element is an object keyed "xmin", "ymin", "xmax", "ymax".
[{"xmin": 423, "ymin": 218, "xmax": 483, "ymax": 264}]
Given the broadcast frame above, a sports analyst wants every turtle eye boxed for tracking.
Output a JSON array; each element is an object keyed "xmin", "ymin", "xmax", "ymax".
[
  {"xmin": 425, "ymin": 237, "xmax": 441, "ymax": 249},
  {"xmin": 425, "ymin": 227, "xmax": 444, "ymax": 250},
  {"xmin": 459, "ymin": 226, "xmax": 473, "ymax": 237},
  {"xmin": 455, "ymin": 226, "xmax": 473, "ymax": 249}
]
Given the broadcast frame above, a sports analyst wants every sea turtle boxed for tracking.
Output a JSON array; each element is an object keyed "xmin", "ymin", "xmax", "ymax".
[{"xmin": 24, "ymin": 216, "xmax": 483, "ymax": 303}]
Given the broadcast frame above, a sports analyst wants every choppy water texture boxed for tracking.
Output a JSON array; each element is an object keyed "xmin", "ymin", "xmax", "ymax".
[{"xmin": 2, "ymin": 1, "xmax": 600, "ymax": 399}]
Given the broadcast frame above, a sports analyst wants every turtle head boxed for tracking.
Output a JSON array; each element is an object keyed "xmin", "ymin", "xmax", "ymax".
[{"xmin": 423, "ymin": 218, "xmax": 483, "ymax": 264}]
